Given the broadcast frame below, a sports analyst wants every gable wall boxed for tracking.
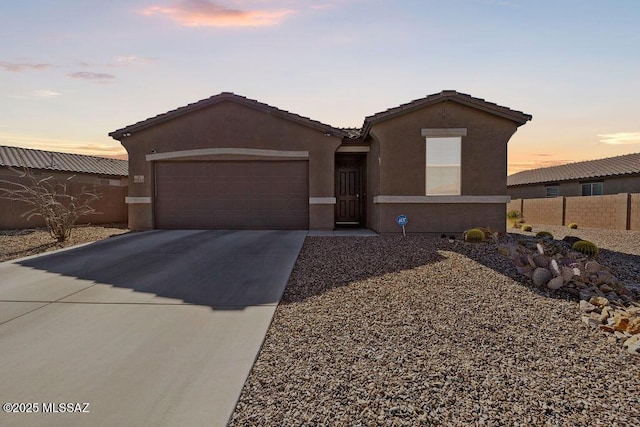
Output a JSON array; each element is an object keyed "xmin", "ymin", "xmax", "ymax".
[
  {"xmin": 121, "ymin": 101, "xmax": 342, "ymax": 230},
  {"xmin": 369, "ymin": 102, "xmax": 519, "ymax": 196}
]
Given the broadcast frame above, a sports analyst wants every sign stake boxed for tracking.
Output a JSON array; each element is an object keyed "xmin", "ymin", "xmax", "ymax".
[{"xmin": 396, "ymin": 214, "xmax": 408, "ymax": 236}]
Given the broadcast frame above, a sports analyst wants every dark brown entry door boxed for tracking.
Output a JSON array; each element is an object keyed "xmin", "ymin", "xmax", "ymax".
[{"xmin": 335, "ymin": 166, "xmax": 361, "ymax": 224}]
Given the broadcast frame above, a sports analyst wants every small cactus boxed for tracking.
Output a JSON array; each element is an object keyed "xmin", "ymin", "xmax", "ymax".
[
  {"xmin": 572, "ymin": 240, "xmax": 599, "ymax": 257},
  {"xmin": 464, "ymin": 228, "xmax": 485, "ymax": 243},
  {"xmin": 568, "ymin": 223, "xmax": 578, "ymax": 229},
  {"xmin": 535, "ymin": 231, "xmax": 553, "ymax": 239},
  {"xmin": 522, "ymin": 224, "xmax": 533, "ymax": 232}
]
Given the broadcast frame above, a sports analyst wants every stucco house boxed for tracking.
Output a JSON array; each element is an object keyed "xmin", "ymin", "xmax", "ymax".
[
  {"xmin": 110, "ymin": 91, "xmax": 531, "ymax": 233},
  {"xmin": 508, "ymin": 152, "xmax": 640, "ymax": 199},
  {"xmin": 0, "ymin": 145, "xmax": 128, "ymax": 228}
]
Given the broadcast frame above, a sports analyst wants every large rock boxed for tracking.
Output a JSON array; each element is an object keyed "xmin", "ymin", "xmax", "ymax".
[
  {"xmin": 547, "ymin": 276, "xmax": 564, "ymax": 290},
  {"xmin": 579, "ymin": 300, "xmax": 597, "ymax": 313},
  {"xmin": 622, "ymin": 335, "xmax": 640, "ymax": 356},
  {"xmin": 589, "ymin": 296, "xmax": 610, "ymax": 308},
  {"xmin": 532, "ymin": 268, "xmax": 552, "ymax": 287}
]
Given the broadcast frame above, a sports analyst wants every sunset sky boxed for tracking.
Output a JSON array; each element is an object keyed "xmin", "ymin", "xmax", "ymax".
[{"xmin": 1, "ymin": 0, "xmax": 639, "ymax": 175}]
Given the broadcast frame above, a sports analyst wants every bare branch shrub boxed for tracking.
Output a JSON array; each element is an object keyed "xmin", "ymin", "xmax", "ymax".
[{"xmin": 0, "ymin": 166, "xmax": 101, "ymax": 242}]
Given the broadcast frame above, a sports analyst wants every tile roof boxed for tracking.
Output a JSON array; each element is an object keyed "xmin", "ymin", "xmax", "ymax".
[
  {"xmin": 360, "ymin": 90, "xmax": 532, "ymax": 139},
  {"xmin": 0, "ymin": 145, "xmax": 128, "ymax": 177},
  {"xmin": 341, "ymin": 127, "xmax": 362, "ymax": 139},
  {"xmin": 507, "ymin": 152, "xmax": 640, "ymax": 186},
  {"xmin": 109, "ymin": 92, "xmax": 348, "ymax": 140}
]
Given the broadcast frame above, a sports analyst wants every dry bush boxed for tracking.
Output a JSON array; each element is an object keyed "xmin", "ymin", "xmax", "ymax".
[{"xmin": 0, "ymin": 167, "xmax": 101, "ymax": 242}]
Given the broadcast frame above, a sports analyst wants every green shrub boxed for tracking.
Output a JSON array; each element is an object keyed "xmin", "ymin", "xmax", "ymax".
[
  {"xmin": 535, "ymin": 231, "xmax": 553, "ymax": 239},
  {"xmin": 572, "ymin": 240, "xmax": 599, "ymax": 257},
  {"xmin": 522, "ymin": 224, "xmax": 533, "ymax": 232},
  {"xmin": 568, "ymin": 223, "xmax": 578, "ymax": 229},
  {"xmin": 464, "ymin": 228, "xmax": 485, "ymax": 243},
  {"xmin": 507, "ymin": 210, "xmax": 522, "ymax": 227}
]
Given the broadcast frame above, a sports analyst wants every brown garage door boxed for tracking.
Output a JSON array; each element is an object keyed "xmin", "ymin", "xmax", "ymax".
[{"xmin": 154, "ymin": 161, "xmax": 309, "ymax": 229}]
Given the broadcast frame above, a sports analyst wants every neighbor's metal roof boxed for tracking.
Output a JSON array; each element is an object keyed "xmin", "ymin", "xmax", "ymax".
[
  {"xmin": 507, "ymin": 152, "xmax": 640, "ymax": 186},
  {"xmin": 0, "ymin": 145, "xmax": 128, "ymax": 177}
]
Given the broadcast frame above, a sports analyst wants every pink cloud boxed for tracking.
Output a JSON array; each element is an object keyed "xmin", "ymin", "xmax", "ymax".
[
  {"xmin": 141, "ymin": 0, "xmax": 294, "ymax": 27},
  {"xmin": 0, "ymin": 61, "xmax": 51, "ymax": 72},
  {"xmin": 68, "ymin": 72, "xmax": 116, "ymax": 84}
]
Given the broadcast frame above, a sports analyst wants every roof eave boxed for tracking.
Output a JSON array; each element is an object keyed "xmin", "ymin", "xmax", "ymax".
[
  {"xmin": 109, "ymin": 93, "xmax": 347, "ymax": 141},
  {"xmin": 359, "ymin": 92, "xmax": 532, "ymax": 140}
]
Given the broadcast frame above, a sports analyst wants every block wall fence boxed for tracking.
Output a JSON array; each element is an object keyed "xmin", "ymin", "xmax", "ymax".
[{"xmin": 507, "ymin": 193, "xmax": 640, "ymax": 231}]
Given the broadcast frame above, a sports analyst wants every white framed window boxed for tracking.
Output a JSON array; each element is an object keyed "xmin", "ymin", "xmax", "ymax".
[
  {"xmin": 425, "ymin": 137, "xmax": 461, "ymax": 195},
  {"xmin": 581, "ymin": 182, "xmax": 603, "ymax": 196},
  {"xmin": 545, "ymin": 185, "xmax": 559, "ymax": 198}
]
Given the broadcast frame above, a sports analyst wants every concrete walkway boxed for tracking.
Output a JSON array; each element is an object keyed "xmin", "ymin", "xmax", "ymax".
[
  {"xmin": 0, "ymin": 230, "xmax": 306, "ymax": 427},
  {"xmin": 307, "ymin": 228, "xmax": 378, "ymax": 237}
]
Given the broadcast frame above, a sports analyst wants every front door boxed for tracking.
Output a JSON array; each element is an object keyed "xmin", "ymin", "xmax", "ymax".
[{"xmin": 335, "ymin": 157, "xmax": 363, "ymax": 225}]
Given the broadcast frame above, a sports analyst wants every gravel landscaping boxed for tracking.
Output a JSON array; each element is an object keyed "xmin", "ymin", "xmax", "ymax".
[
  {"xmin": 0, "ymin": 224, "xmax": 129, "ymax": 262},
  {"xmin": 511, "ymin": 225, "xmax": 640, "ymax": 292},
  {"xmin": 230, "ymin": 232, "xmax": 640, "ymax": 426},
  {"xmin": 2, "ymin": 223, "xmax": 638, "ymax": 424}
]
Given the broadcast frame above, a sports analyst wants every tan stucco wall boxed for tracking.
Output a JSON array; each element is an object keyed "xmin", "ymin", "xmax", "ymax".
[
  {"xmin": 373, "ymin": 203, "xmax": 506, "ymax": 234},
  {"xmin": 366, "ymin": 136, "xmax": 381, "ymax": 230},
  {"xmin": 366, "ymin": 101, "xmax": 520, "ymax": 233},
  {"xmin": 119, "ymin": 100, "xmax": 342, "ymax": 230},
  {"xmin": 310, "ymin": 204, "xmax": 334, "ymax": 230},
  {"xmin": 370, "ymin": 102, "xmax": 517, "ymax": 196}
]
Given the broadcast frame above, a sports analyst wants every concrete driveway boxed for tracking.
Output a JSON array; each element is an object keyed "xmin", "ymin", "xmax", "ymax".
[{"xmin": 0, "ymin": 230, "xmax": 306, "ymax": 427}]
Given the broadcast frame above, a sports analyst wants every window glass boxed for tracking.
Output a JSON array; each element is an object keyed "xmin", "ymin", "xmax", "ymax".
[
  {"xmin": 426, "ymin": 137, "xmax": 461, "ymax": 195},
  {"xmin": 545, "ymin": 185, "xmax": 559, "ymax": 198},
  {"xmin": 581, "ymin": 182, "xmax": 604, "ymax": 196},
  {"xmin": 592, "ymin": 182, "xmax": 603, "ymax": 195}
]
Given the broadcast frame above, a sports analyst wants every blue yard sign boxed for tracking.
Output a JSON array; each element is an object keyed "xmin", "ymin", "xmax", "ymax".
[{"xmin": 396, "ymin": 214, "xmax": 408, "ymax": 236}]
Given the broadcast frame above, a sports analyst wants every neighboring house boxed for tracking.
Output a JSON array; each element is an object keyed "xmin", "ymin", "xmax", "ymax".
[
  {"xmin": 0, "ymin": 145, "xmax": 129, "ymax": 228},
  {"xmin": 507, "ymin": 153, "xmax": 640, "ymax": 199},
  {"xmin": 110, "ymin": 91, "xmax": 531, "ymax": 233}
]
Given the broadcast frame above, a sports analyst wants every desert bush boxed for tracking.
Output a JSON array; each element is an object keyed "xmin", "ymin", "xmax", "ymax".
[
  {"xmin": 507, "ymin": 210, "xmax": 522, "ymax": 228},
  {"xmin": 568, "ymin": 223, "xmax": 578, "ymax": 229},
  {"xmin": 0, "ymin": 167, "xmax": 101, "ymax": 242},
  {"xmin": 522, "ymin": 224, "xmax": 533, "ymax": 232}
]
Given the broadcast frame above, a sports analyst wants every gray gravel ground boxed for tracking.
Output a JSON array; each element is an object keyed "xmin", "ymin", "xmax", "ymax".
[
  {"xmin": 0, "ymin": 224, "xmax": 129, "ymax": 262},
  {"xmin": 229, "ymin": 233, "xmax": 640, "ymax": 426}
]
